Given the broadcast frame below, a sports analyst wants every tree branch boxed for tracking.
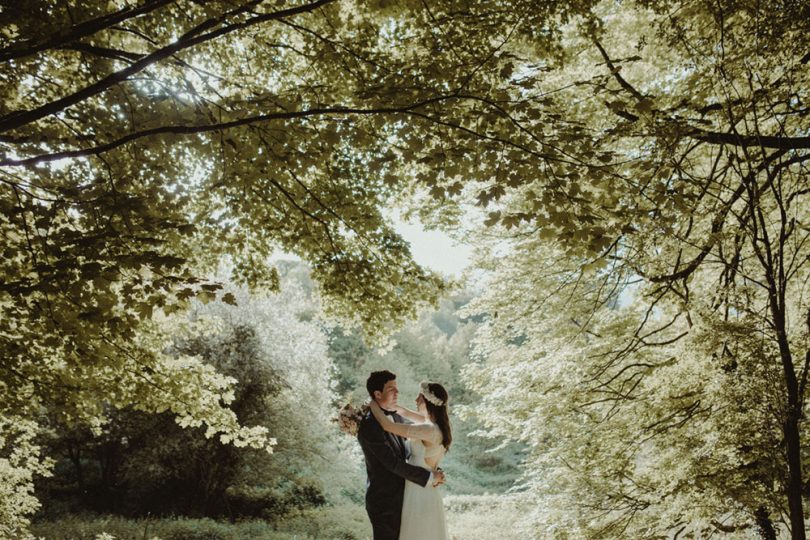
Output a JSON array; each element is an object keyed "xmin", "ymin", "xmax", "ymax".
[
  {"xmin": 593, "ymin": 39, "xmax": 645, "ymax": 101},
  {"xmin": 61, "ymin": 43, "xmax": 145, "ymax": 63},
  {"xmin": 632, "ymin": 149, "xmax": 788, "ymax": 283},
  {"xmin": 690, "ymin": 130, "xmax": 810, "ymax": 150},
  {"xmin": 0, "ymin": 0, "xmax": 336, "ymax": 134},
  {"xmin": 594, "ymin": 40, "xmax": 809, "ymax": 151},
  {"xmin": 0, "ymin": 96, "xmax": 453, "ymax": 167},
  {"xmin": 0, "ymin": 0, "xmax": 174, "ymax": 62}
]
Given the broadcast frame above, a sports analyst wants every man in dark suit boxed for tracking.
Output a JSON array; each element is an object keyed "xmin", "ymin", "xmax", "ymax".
[{"xmin": 358, "ymin": 370, "xmax": 446, "ymax": 540}]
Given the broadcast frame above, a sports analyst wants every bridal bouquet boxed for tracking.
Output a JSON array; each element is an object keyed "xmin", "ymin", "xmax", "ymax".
[{"xmin": 335, "ymin": 400, "xmax": 369, "ymax": 436}]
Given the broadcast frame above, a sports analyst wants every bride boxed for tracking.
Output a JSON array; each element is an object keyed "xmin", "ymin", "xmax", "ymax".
[{"xmin": 369, "ymin": 381, "xmax": 452, "ymax": 540}]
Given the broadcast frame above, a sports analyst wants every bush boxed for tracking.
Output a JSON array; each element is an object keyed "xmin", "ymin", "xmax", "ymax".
[
  {"xmin": 223, "ymin": 486, "xmax": 285, "ymax": 519},
  {"xmin": 221, "ymin": 482, "xmax": 326, "ymax": 520}
]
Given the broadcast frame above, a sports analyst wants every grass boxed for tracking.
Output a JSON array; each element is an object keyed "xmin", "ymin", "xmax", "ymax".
[
  {"xmin": 445, "ymin": 494, "xmax": 532, "ymax": 540},
  {"xmin": 31, "ymin": 494, "xmax": 527, "ymax": 540}
]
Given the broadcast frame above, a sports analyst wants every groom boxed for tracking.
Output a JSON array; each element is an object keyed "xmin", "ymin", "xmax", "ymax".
[{"xmin": 358, "ymin": 370, "xmax": 445, "ymax": 540}]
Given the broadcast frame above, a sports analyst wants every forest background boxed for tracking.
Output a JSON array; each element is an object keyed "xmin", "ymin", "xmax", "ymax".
[
  {"xmin": 29, "ymin": 261, "xmax": 528, "ymax": 540},
  {"xmin": 1, "ymin": 0, "xmax": 809, "ymax": 539}
]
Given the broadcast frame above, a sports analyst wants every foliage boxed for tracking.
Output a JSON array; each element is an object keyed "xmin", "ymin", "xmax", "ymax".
[
  {"xmin": 462, "ymin": 227, "xmax": 809, "ymax": 537},
  {"xmin": 36, "ymin": 279, "xmax": 350, "ymax": 520},
  {"xmin": 30, "ymin": 511, "xmax": 367, "ymax": 540},
  {"xmin": 3, "ymin": 0, "xmax": 809, "ymax": 536},
  {"xmin": 403, "ymin": 0, "xmax": 810, "ymax": 536},
  {"xmin": 0, "ymin": 416, "xmax": 53, "ymax": 539},
  {"xmin": 30, "ymin": 496, "xmax": 527, "ymax": 540}
]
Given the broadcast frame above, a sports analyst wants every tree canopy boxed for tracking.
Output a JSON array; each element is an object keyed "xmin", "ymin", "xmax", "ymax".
[
  {"xmin": 1, "ymin": 0, "xmax": 809, "ymax": 537},
  {"xmin": 449, "ymin": 0, "xmax": 810, "ymax": 537}
]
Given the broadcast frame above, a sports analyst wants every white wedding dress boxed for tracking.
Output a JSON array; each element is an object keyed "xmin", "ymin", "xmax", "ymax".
[{"xmin": 400, "ymin": 423, "xmax": 449, "ymax": 540}]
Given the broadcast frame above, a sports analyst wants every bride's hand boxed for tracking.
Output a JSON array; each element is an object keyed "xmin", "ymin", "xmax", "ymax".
[
  {"xmin": 432, "ymin": 468, "xmax": 446, "ymax": 487},
  {"xmin": 368, "ymin": 400, "xmax": 388, "ymax": 425}
]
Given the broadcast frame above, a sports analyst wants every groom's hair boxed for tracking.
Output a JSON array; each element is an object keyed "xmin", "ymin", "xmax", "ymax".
[{"xmin": 366, "ymin": 370, "xmax": 396, "ymax": 398}]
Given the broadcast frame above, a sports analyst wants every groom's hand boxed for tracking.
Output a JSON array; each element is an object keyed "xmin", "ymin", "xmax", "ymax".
[{"xmin": 432, "ymin": 468, "xmax": 446, "ymax": 487}]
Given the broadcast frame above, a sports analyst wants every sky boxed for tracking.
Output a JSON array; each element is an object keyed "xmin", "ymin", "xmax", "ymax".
[
  {"xmin": 270, "ymin": 214, "xmax": 475, "ymax": 279},
  {"xmin": 392, "ymin": 216, "xmax": 473, "ymax": 279}
]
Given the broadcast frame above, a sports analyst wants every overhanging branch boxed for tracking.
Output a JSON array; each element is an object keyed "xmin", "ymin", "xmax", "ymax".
[
  {"xmin": 631, "ymin": 149, "xmax": 789, "ymax": 283},
  {"xmin": 0, "ymin": 0, "xmax": 336, "ymax": 134},
  {"xmin": 690, "ymin": 130, "xmax": 810, "ymax": 150},
  {"xmin": 0, "ymin": 0, "xmax": 174, "ymax": 62},
  {"xmin": 0, "ymin": 96, "xmax": 454, "ymax": 167}
]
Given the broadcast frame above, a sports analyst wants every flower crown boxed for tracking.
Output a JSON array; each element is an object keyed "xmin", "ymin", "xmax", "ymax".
[{"xmin": 420, "ymin": 381, "xmax": 445, "ymax": 407}]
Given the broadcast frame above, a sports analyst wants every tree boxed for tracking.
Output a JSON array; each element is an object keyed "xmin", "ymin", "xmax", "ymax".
[
  {"xmin": 441, "ymin": 1, "xmax": 810, "ymax": 537},
  {"xmin": 461, "ymin": 239, "xmax": 794, "ymax": 537},
  {"xmin": 0, "ymin": 417, "xmax": 52, "ymax": 539},
  {"xmin": 38, "ymin": 280, "xmax": 349, "ymax": 519}
]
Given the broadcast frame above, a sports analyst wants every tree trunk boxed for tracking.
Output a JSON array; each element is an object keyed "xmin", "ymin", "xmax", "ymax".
[
  {"xmin": 773, "ymin": 323, "xmax": 805, "ymax": 539},
  {"xmin": 67, "ymin": 442, "xmax": 85, "ymax": 494},
  {"xmin": 767, "ymin": 282, "xmax": 805, "ymax": 538},
  {"xmin": 785, "ymin": 407, "xmax": 806, "ymax": 540},
  {"xmin": 755, "ymin": 506, "xmax": 778, "ymax": 540}
]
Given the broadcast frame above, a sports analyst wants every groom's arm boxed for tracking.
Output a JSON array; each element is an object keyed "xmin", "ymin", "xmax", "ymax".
[{"xmin": 358, "ymin": 419, "xmax": 431, "ymax": 488}]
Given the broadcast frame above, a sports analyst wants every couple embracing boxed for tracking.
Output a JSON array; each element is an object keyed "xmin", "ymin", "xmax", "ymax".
[{"xmin": 358, "ymin": 370, "xmax": 452, "ymax": 540}]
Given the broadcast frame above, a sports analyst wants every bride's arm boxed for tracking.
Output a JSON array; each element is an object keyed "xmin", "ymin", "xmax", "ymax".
[
  {"xmin": 369, "ymin": 401, "xmax": 436, "ymax": 442},
  {"xmin": 369, "ymin": 400, "xmax": 410, "ymax": 438},
  {"xmin": 393, "ymin": 404, "xmax": 427, "ymax": 423}
]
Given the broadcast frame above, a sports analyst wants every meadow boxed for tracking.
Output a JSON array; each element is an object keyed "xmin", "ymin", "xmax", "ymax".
[{"xmin": 32, "ymin": 495, "xmax": 530, "ymax": 540}]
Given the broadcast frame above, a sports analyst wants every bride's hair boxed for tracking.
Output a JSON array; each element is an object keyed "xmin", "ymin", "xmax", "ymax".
[{"xmin": 423, "ymin": 383, "xmax": 452, "ymax": 451}]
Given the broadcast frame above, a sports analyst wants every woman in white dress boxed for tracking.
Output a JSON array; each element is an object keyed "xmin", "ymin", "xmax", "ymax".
[{"xmin": 369, "ymin": 381, "xmax": 452, "ymax": 540}]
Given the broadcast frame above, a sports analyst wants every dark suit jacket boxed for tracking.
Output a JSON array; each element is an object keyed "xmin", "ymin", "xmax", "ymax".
[{"xmin": 357, "ymin": 410, "xmax": 430, "ymax": 540}]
